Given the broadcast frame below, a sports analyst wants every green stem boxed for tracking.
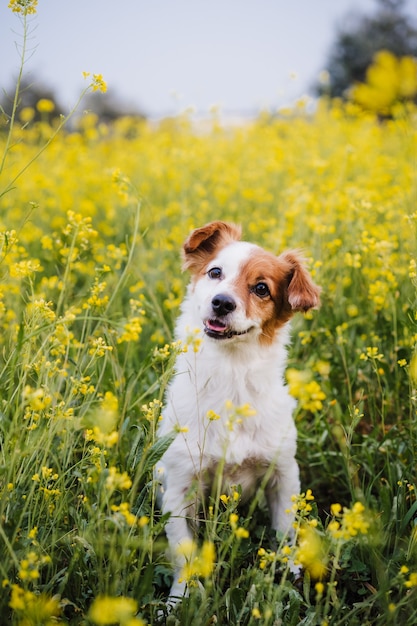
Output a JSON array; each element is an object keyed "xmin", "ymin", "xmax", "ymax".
[
  {"xmin": 0, "ymin": 12, "xmax": 29, "ymax": 179},
  {"xmin": 0, "ymin": 88, "xmax": 91, "ymax": 200}
]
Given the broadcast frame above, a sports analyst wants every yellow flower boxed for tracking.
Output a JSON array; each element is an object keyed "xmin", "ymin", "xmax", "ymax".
[
  {"xmin": 184, "ymin": 326, "xmax": 202, "ymax": 352},
  {"xmin": 234, "ymin": 527, "xmax": 250, "ymax": 539},
  {"xmin": 229, "ymin": 513, "xmax": 239, "ymax": 527},
  {"xmin": 351, "ymin": 50, "xmax": 417, "ymax": 115},
  {"xmin": 330, "ymin": 503, "xmax": 342, "ymax": 516},
  {"xmin": 328, "ymin": 501, "xmax": 370, "ymax": 540},
  {"xmin": 207, "ymin": 409, "xmax": 221, "ymax": 421},
  {"xmin": 360, "ymin": 347, "xmax": 384, "ymax": 362},
  {"xmin": 178, "ymin": 540, "xmax": 216, "ymax": 582},
  {"xmin": 9, "ymin": 259, "xmax": 43, "ymax": 278},
  {"xmin": 229, "ymin": 512, "xmax": 249, "ymax": 538},
  {"xmin": 112, "ymin": 502, "xmax": 137, "ymax": 526},
  {"xmin": 405, "ymin": 572, "xmax": 417, "ymax": 588},
  {"xmin": 295, "ymin": 525, "xmax": 328, "ymax": 580},
  {"xmin": 117, "ymin": 317, "xmax": 144, "ymax": 344},
  {"xmin": 90, "ymin": 391, "xmax": 119, "ymax": 436},
  {"xmin": 92, "ymin": 73, "xmax": 108, "ymax": 93},
  {"xmin": 89, "ymin": 596, "xmax": 139, "ymax": 625},
  {"xmin": 199, "ymin": 541, "xmax": 216, "ymax": 577},
  {"xmin": 347, "ymin": 304, "xmax": 359, "ymax": 318},
  {"xmin": 259, "ymin": 547, "xmax": 277, "ymax": 569},
  {"xmin": 19, "ymin": 107, "xmax": 35, "ymax": 123},
  {"xmin": 286, "ymin": 369, "xmax": 326, "ymax": 413},
  {"xmin": 36, "ymin": 99, "xmax": 55, "ymax": 113},
  {"xmin": 106, "ymin": 466, "xmax": 132, "ymax": 491},
  {"xmin": 174, "ymin": 424, "xmax": 189, "ymax": 433},
  {"xmin": 91, "ymin": 428, "xmax": 119, "ymax": 448},
  {"xmin": 8, "ymin": 0, "xmax": 38, "ymax": 14},
  {"xmin": 9, "ymin": 585, "xmax": 60, "ymax": 623}
]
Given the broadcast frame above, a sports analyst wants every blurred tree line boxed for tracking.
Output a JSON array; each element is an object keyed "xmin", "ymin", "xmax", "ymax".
[
  {"xmin": 318, "ymin": 0, "xmax": 417, "ymax": 98},
  {"xmin": 0, "ymin": 77, "xmax": 145, "ymax": 129},
  {"xmin": 1, "ymin": 0, "xmax": 416, "ymax": 127}
]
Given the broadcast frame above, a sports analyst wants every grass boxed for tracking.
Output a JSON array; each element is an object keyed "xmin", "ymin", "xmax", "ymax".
[{"xmin": 1, "ymin": 3, "xmax": 417, "ymax": 624}]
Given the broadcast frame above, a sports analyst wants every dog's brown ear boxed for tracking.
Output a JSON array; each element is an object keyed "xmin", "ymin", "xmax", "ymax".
[
  {"xmin": 279, "ymin": 250, "xmax": 321, "ymax": 312},
  {"xmin": 183, "ymin": 221, "xmax": 241, "ymax": 272}
]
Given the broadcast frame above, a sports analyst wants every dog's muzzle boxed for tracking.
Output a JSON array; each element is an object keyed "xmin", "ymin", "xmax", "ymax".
[{"xmin": 204, "ymin": 294, "xmax": 253, "ymax": 340}]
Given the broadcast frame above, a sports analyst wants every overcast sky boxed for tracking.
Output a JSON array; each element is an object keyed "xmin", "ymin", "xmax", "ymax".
[{"xmin": 0, "ymin": 0, "xmax": 404, "ymax": 119}]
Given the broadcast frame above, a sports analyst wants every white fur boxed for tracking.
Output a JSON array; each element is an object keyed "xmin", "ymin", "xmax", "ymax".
[{"xmin": 156, "ymin": 238, "xmax": 303, "ymax": 604}]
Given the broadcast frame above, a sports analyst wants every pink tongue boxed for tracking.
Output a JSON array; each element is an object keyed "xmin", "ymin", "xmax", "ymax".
[{"xmin": 207, "ymin": 320, "xmax": 226, "ymax": 332}]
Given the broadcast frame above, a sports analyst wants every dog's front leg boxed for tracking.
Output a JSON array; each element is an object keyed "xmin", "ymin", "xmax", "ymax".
[
  {"xmin": 162, "ymin": 481, "xmax": 199, "ymax": 606},
  {"xmin": 266, "ymin": 458, "xmax": 300, "ymax": 537},
  {"xmin": 266, "ymin": 459, "xmax": 301, "ymax": 575}
]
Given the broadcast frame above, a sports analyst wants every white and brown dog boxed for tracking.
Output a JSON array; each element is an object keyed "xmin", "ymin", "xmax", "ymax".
[{"xmin": 156, "ymin": 221, "xmax": 320, "ymax": 603}]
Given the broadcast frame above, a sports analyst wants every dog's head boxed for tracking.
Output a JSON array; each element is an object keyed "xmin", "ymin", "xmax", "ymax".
[{"xmin": 183, "ymin": 221, "xmax": 321, "ymax": 346}]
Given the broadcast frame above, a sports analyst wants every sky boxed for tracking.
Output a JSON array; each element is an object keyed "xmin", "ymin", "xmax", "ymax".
[{"xmin": 0, "ymin": 0, "xmax": 405, "ymax": 120}]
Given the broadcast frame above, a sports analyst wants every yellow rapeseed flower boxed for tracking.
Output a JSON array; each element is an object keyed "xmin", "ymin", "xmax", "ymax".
[
  {"xmin": 295, "ymin": 525, "xmax": 328, "ymax": 580},
  {"xmin": 405, "ymin": 572, "xmax": 417, "ymax": 588},
  {"xmin": 8, "ymin": 0, "xmax": 38, "ymax": 14},
  {"xmin": 207, "ymin": 409, "xmax": 221, "ymax": 421},
  {"xmin": 92, "ymin": 74, "xmax": 108, "ymax": 93},
  {"xmin": 36, "ymin": 99, "xmax": 55, "ymax": 113},
  {"xmin": 106, "ymin": 467, "xmax": 132, "ymax": 491},
  {"xmin": 19, "ymin": 107, "xmax": 35, "ymax": 123},
  {"xmin": 89, "ymin": 596, "xmax": 142, "ymax": 625},
  {"xmin": 328, "ymin": 501, "xmax": 370, "ymax": 540},
  {"xmin": 178, "ymin": 539, "xmax": 216, "ymax": 582},
  {"xmin": 286, "ymin": 369, "xmax": 326, "ymax": 413},
  {"xmin": 351, "ymin": 50, "xmax": 417, "ymax": 115}
]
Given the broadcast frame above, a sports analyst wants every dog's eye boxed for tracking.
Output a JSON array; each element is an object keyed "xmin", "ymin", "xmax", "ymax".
[
  {"xmin": 253, "ymin": 282, "xmax": 270, "ymax": 298},
  {"xmin": 207, "ymin": 267, "xmax": 222, "ymax": 280}
]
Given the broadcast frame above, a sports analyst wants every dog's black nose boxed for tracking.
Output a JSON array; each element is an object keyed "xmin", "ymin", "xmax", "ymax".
[{"xmin": 212, "ymin": 294, "xmax": 236, "ymax": 317}]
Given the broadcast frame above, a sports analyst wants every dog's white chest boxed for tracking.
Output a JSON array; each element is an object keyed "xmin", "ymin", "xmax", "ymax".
[{"xmin": 160, "ymin": 346, "xmax": 297, "ymax": 470}]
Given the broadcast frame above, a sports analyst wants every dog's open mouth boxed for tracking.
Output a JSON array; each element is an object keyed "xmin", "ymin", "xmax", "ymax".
[{"xmin": 204, "ymin": 318, "xmax": 252, "ymax": 340}]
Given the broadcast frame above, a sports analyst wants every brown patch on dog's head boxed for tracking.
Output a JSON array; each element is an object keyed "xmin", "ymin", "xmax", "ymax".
[
  {"xmin": 235, "ymin": 248, "xmax": 321, "ymax": 345},
  {"xmin": 183, "ymin": 221, "xmax": 242, "ymax": 274}
]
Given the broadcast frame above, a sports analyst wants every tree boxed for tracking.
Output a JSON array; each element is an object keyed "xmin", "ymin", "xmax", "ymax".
[
  {"xmin": 82, "ymin": 90, "xmax": 146, "ymax": 125},
  {"xmin": 317, "ymin": 0, "xmax": 417, "ymax": 98}
]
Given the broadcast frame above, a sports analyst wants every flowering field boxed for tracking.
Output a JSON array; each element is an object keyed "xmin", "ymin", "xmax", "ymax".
[{"xmin": 2, "ymin": 8, "xmax": 417, "ymax": 626}]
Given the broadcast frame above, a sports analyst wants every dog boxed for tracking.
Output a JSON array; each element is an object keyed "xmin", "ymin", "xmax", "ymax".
[{"xmin": 156, "ymin": 221, "xmax": 321, "ymax": 604}]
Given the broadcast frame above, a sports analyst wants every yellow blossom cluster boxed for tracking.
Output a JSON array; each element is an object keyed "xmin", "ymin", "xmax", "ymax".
[
  {"xmin": 224, "ymin": 400, "xmax": 257, "ymax": 431},
  {"xmin": 352, "ymin": 50, "xmax": 417, "ymax": 116},
  {"xmin": 1, "ymin": 42, "xmax": 417, "ymax": 622},
  {"xmin": 177, "ymin": 539, "xmax": 216, "ymax": 583},
  {"xmin": 229, "ymin": 513, "xmax": 250, "ymax": 539},
  {"xmin": 328, "ymin": 501, "xmax": 370, "ymax": 540},
  {"xmin": 286, "ymin": 369, "xmax": 326, "ymax": 413},
  {"xmin": 9, "ymin": 585, "xmax": 60, "ymax": 624},
  {"xmin": 279, "ymin": 491, "xmax": 372, "ymax": 582},
  {"xmin": 89, "ymin": 596, "xmax": 145, "ymax": 625},
  {"xmin": 8, "ymin": 0, "xmax": 38, "ymax": 14}
]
